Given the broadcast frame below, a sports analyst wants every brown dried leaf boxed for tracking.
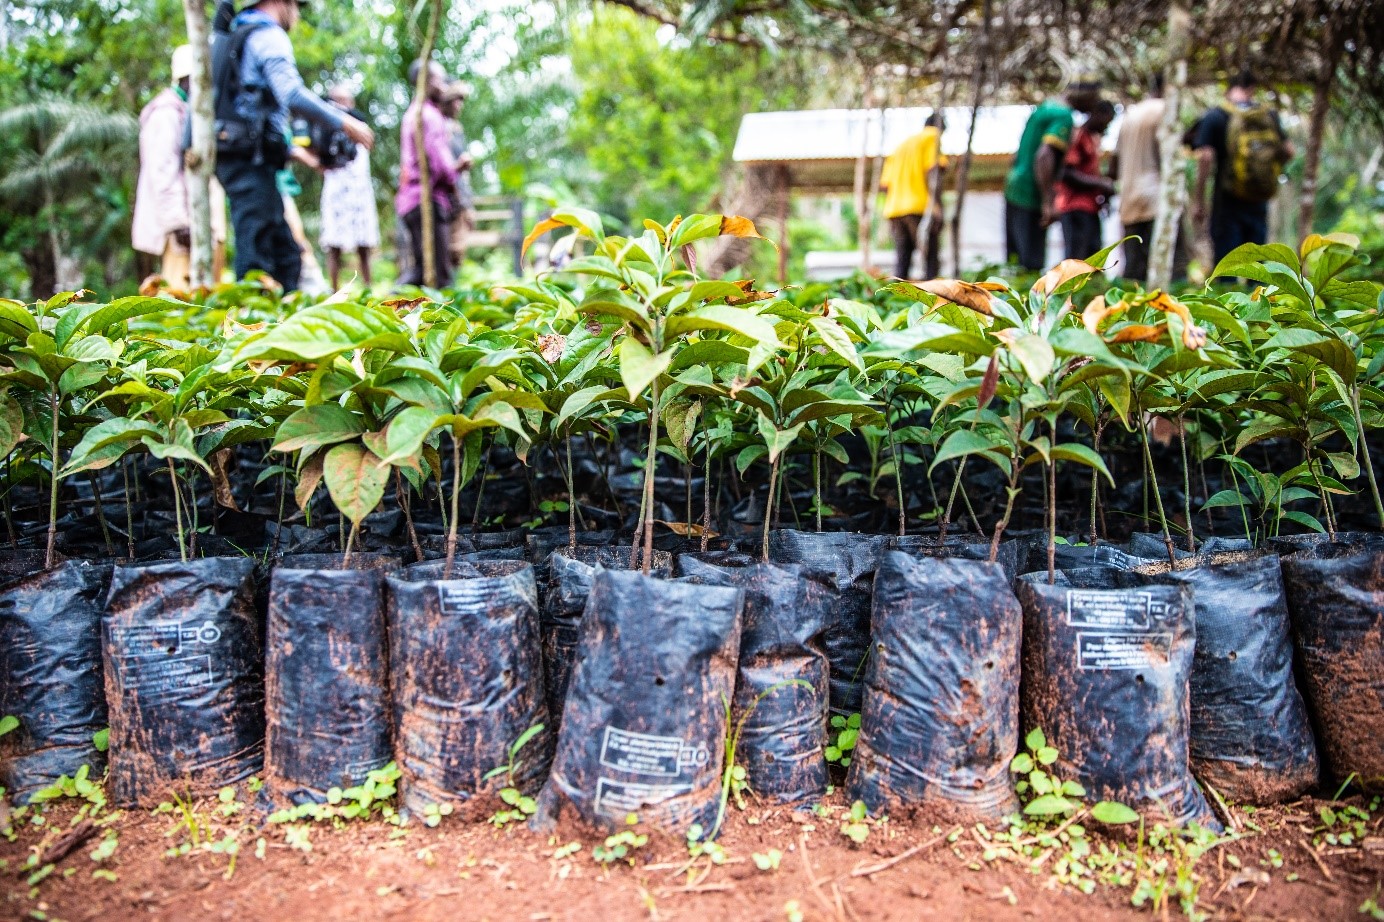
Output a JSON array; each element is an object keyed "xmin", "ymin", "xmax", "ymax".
[
  {"xmin": 138, "ymin": 275, "xmax": 164, "ymax": 297},
  {"xmin": 1105, "ymin": 323, "xmax": 1169, "ymax": 344},
  {"xmin": 209, "ymin": 449, "xmax": 239, "ymax": 511},
  {"xmin": 719, "ymin": 216, "xmax": 764, "ymax": 240},
  {"xmin": 294, "ymin": 452, "xmax": 325, "ymax": 511},
  {"xmin": 1034, "ymin": 259, "xmax": 1100, "ymax": 296},
  {"xmin": 380, "ymin": 295, "xmax": 431, "ymax": 312},
  {"xmin": 537, "ymin": 333, "xmax": 566, "ymax": 363},
  {"xmin": 1145, "ymin": 291, "xmax": 1207, "ymax": 350},
  {"xmin": 915, "ymin": 279, "xmax": 998, "ymax": 315},
  {"xmin": 652, "ymin": 520, "xmax": 718, "ymax": 538}
]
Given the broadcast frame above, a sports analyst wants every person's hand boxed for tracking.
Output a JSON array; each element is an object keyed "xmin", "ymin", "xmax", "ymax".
[
  {"xmin": 1099, "ymin": 177, "xmax": 1116, "ymax": 197},
  {"xmin": 459, "ymin": 154, "xmax": 474, "ymax": 171},
  {"xmin": 172, "ymin": 227, "xmax": 191, "ymax": 249},
  {"xmin": 290, "ymin": 146, "xmax": 323, "ymax": 173},
  {"xmin": 1041, "ymin": 203, "xmax": 1057, "ymax": 228},
  {"xmin": 340, "ymin": 115, "xmax": 374, "ymax": 152},
  {"xmin": 1190, "ymin": 201, "xmax": 1207, "ymax": 230}
]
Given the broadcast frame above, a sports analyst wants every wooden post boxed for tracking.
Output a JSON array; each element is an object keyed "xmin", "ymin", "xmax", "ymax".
[
  {"xmin": 1148, "ymin": 1, "xmax": 1190, "ymax": 290},
  {"xmin": 413, "ymin": 0, "xmax": 445, "ymax": 288},
  {"xmin": 1298, "ymin": 22, "xmax": 1340, "ymax": 242},
  {"xmin": 182, "ymin": 0, "xmax": 215, "ymax": 287},
  {"xmin": 776, "ymin": 165, "xmax": 791, "ymax": 284},
  {"xmin": 853, "ymin": 68, "xmax": 874, "ymax": 272},
  {"xmin": 950, "ymin": 0, "xmax": 990, "ymax": 277}
]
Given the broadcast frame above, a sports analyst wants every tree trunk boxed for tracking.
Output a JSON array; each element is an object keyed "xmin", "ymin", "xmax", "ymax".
[
  {"xmin": 705, "ymin": 164, "xmax": 779, "ymax": 276},
  {"xmin": 413, "ymin": 0, "xmax": 445, "ymax": 288},
  {"xmin": 853, "ymin": 69, "xmax": 875, "ymax": 271},
  {"xmin": 949, "ymin": 16, "xmax": 989, "ymax": 278},
  {"xmin": 1297, "ymin": 27, "xmax": 1339, "ymax": 243},
  {"xmin": 1147, "ymin": 1, "xmax": 1190, "ymax": 290},
  {"xmin": 182, "ymin": 0, "xmax": 215, "ymax": 287}
]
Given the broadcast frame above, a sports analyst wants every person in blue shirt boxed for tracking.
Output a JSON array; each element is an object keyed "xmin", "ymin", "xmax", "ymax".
[{"xmin": 213, "ymin": 0, "xmax": 373, "ymax": 291}]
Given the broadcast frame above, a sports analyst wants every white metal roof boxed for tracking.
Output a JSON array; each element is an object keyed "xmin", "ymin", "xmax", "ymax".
[{"xmin": 733, "ymin": 105, "xmax": 1119, "ymax": 163}]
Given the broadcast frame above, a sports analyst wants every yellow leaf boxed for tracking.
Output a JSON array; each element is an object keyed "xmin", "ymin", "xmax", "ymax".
[
  {"xmin": 652, "ymin": 520, "xmax": 718, "ymax": 538},
  {"xmin": 521, "ymin": 217, "xmax": 566, "ymax": 257},
  {"xmin": 1144, "ymin": 291, "xmax": 1207, "ymax": 350},
  {"xmin": 1034, "ymin": 259, "xmax": 1100, "ymax": 296},
  {"xmin": 719, "ymin": 216, "xmax": 764, "ymax": 239},
  {"xmin": 1081, "ymin": 295, "xmax": 1127, "ymax": 336}
]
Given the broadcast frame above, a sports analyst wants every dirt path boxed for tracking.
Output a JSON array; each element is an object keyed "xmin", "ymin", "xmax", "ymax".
[{"xmin": 3, "ymin": 789, "xmax": 1379, "ymax": 922}]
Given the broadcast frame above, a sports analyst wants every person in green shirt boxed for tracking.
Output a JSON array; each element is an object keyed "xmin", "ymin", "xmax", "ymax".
[{"xmin": 1003, "ymin": 80, "xmax": 1102, "ymax": 270}]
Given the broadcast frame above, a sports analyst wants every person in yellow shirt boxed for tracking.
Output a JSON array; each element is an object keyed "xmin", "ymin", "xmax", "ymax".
[{"xmin": 880, "ymin": 112, "xmax": 947, "ymax": 279}]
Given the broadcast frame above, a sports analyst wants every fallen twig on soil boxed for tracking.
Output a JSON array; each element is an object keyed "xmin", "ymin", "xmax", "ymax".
[
  {"xmin": 18, "ymin": 818, "xmax": 96, "ymax": 874},
  {"xmin": 1299, "ymin": 838, "xmax": 1333, "ymax": 881},
  {"xmin": 851, "ymin": 828, "xmax": 954, "ymax": 877}
]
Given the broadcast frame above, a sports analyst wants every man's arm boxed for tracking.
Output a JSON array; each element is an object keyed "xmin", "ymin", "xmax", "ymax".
[
  {"xmin": 1035, "ymin": 144, "xmax": 1062, "ymax": 227},
  {"xmin": 253, "ymin": 29, "xmax": 373, "ymax": 149},
  {"xmin": 1192, "ymin": 147, "xmax": 1214, "ymax": 227}
]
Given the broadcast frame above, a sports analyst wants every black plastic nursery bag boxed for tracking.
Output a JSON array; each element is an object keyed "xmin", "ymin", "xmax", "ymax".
[
  {"xmin": 768, "ymin": 529, "xmax": 890, "ymax": 718},
  {"xmin": 102, "ymin": 557, "xmax": 264, "ymax": 806},
  {"xmin": 1281, "ymin": 547, "xmax": 1384, "ymax": 790},
  {"xmin": 847, "ymin": 553, "xmax": 1022, "ymax": 820},
  {"xmin": 1016, "ymin": 569, "xmax": 1215, "ymax": 827},
  {"xmin": 890, "ymin": 534, "xmax": 1024, "ymax": 583},
  {"xmin": 535, "ymin": 569, "xmax": 743, "ymax": 833},
  {"xmin": 677, "ymin": 552, "xmax": 832, "ymax": 805},
  {"xmin": 387, "ymin": 560, "xmax": 552, "ymax": 815},
  {"xmin": 0, "ymin": 561, "xmax": 111, "ymax": 802},
  {"xmin": 264, "ymin": 553, "xmax": 400, "ymax": 803}
]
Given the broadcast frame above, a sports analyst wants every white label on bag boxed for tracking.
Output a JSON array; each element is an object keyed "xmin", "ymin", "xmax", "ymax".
[
  {"xmin": 594, "ymin": 778, "xmax": 693, "ymax": 818},
  {"xmin": 599, "ymin": 727, "xmax": 708, "ymax": 777},
  {"xmin": 116, "ymin": 653, "xmax": 215, "ymax": 694},
  {"xmin": 1076, "ymin": 632, "xmax": 1172, "ymax": 670},
  {"xmin": 1065, "ymin": 590, "xmax": 1156, "ymax": 629}
]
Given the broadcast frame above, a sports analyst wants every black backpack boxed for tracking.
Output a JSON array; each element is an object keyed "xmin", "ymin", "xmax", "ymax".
[{"xmin": 211, "ymin": 5, "xmax": 285, "ymax": 166}]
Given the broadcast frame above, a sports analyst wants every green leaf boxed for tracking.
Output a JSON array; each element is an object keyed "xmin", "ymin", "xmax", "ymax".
[
  {"xmin": 1209, "ymin": 243, "xmax": 1300, "ymax": 285},
  {"xmin": 808, "ymin": 315, "xmax": 864, "ymax": 372},
  {"xmin": 1009, "ymin": 753, "xmax": 1034, "ymax": 774},
  {"xmin": 930, "ymin": 428, "xmax": 1011, "ymax": 476},
  {"xmin": 1036, "ymin": 747, "xmax": 1059, "ymax": 766},
  {"xmin": 0, "ymin": 300, "xmax": 40, "ymax": 340},
  {"xmin": 56, "ymin": 296, "xmax": 173, "ymax": 350},
  {"xmin": 378, "ymin": 407, "xmax": 441, "ymax": 467},
  {"xmin": 272, "ymin": 404, "xmax": 365, "ymax": 454},
  {"xmin": 1234, "ymin": 418, "xmax": 1297, "ymax": 455},
  {"xmin": 756, "ymin": 412, "xmax": 805, "ymax": 464},
  {"xmin": 0, "ymin": 714, "xmax": 18, "ymax": 736},
  {"xmin": 92, "ymin": 727, "xmax": 109, "ymax": 751},
  {"xmin": 1008, "ymin": 333, "xmax": 1055, "ymax": 383},
  {"xmin": 617, "ymin": 337, "xmax": 672, "ymax": 401},
  {"xmin": 665, "ymin": 304, "xmax": 780, "ymax": 347},
  {"xmin": 1050, "ymin": 443, "xmax": 1115, "ymax": 486},
  {"xmin": 236, "ymin": 302, "xmax": 411, "ymax": 362},
  {"xmin": 1023, "ymin": 794, "xmax": 1076, "ymax": 816},
  {"xmin": 1200, "ymin": 489, "xmax": 1250, "ymax": 511},
  {"xmin": 1090, "ymin": 801, "xmax": 1140, "ymax": 825},
  {"xmin": 323, "ymin": 443, "xmax": 389, "ymax": 526},
  {"xmin": 1025, "ymin": 727, "xmax": 1047, "ymax": 751}
]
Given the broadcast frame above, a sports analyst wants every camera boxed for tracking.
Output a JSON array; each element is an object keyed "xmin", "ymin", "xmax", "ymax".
[{"xmin": 291, "ymin": 117, "xmax": 359, "ymax": 171}]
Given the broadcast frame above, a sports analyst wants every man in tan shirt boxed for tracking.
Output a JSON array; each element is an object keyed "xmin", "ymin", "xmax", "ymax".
[{"xmin": 1110, "ymin": 77, "xmax": 1183, "ymax": 283}]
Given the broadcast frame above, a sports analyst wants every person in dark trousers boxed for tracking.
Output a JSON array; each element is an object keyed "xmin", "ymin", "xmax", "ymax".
[
  {"xmin": 1056, "ymin": 100, "xmax": 1116, "ymax": 260},
  {"xmin": 395, "ymin": 59, "xmax": 459, "ymax": 288},
  {"xmin": 1191, "ymin": 71, "xmax": 1292, "ymax": 268},
  {"xmin": 212, "ymin": 0, "xmax": 373, "ymax": 292},
  {"xmin": 880, "ymin": 112, "xmax": 947, "ymax": 280},
  {"xmin": 1003, "ymin": 80, "xmax": 1102, "ymax": 271}
]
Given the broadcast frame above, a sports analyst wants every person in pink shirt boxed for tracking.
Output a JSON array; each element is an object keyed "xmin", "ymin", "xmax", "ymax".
[{"xmin": 396, "ymin": 59, "xmax": 459, "ymax": 287}]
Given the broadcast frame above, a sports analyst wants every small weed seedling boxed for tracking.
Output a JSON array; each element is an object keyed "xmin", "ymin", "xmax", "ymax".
[
  {"xmin": 825, "ymin": 713, "xmax": 860, "ymax": 767},
  {"xmin": 592, "ymin": 814, "xmax": 649, "ymax": 867},
  {"xmin": 267, "ymin": 762, "xmax": 403, "ymax": 827},
  {"xmin": 840, "ymin": 800, "xmax": 871, "ymax": 844},
  {"xmin": 714, "ymin": 680, "xmax": 810, "ymax": 838},
  {"xmin": 752, "ymin": 848, "xmax": 783, "ymax": 871},
  {"xmin": 484, "ymin": 723, "xmax": 545, "ymax": 828},
  {"xmin": 686, "ymin": 822, "xmax": 727, "ymax": 866}
]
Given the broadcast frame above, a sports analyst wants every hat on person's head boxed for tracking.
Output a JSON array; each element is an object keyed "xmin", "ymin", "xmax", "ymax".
[
  {"xmin": 171, "ymin": 45, "xmax": 195, "ymax": 81},
  {"xmin": 443, "ymin": 80, "xmax": 472, "ymax": 101},
  {"xmin": 1068, "ymin": 72, "xmax": 1103, "ymax": 93}
]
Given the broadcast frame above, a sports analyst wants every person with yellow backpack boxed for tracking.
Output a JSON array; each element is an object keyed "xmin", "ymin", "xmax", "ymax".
[{"xmin": 1191, "ymin": 71, "xmax": 1293, "ymax": 268}]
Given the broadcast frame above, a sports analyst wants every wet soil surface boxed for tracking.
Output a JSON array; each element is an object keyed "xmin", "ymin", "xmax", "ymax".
[{"xmin": 4, "ymin": 790, "xmax": 1380, "ymax": 922}]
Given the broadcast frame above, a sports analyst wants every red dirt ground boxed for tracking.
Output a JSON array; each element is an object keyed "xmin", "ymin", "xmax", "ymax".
[{"xmin": 3, "ymin": 788, "xmax": 1380, "ymax": 922}]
